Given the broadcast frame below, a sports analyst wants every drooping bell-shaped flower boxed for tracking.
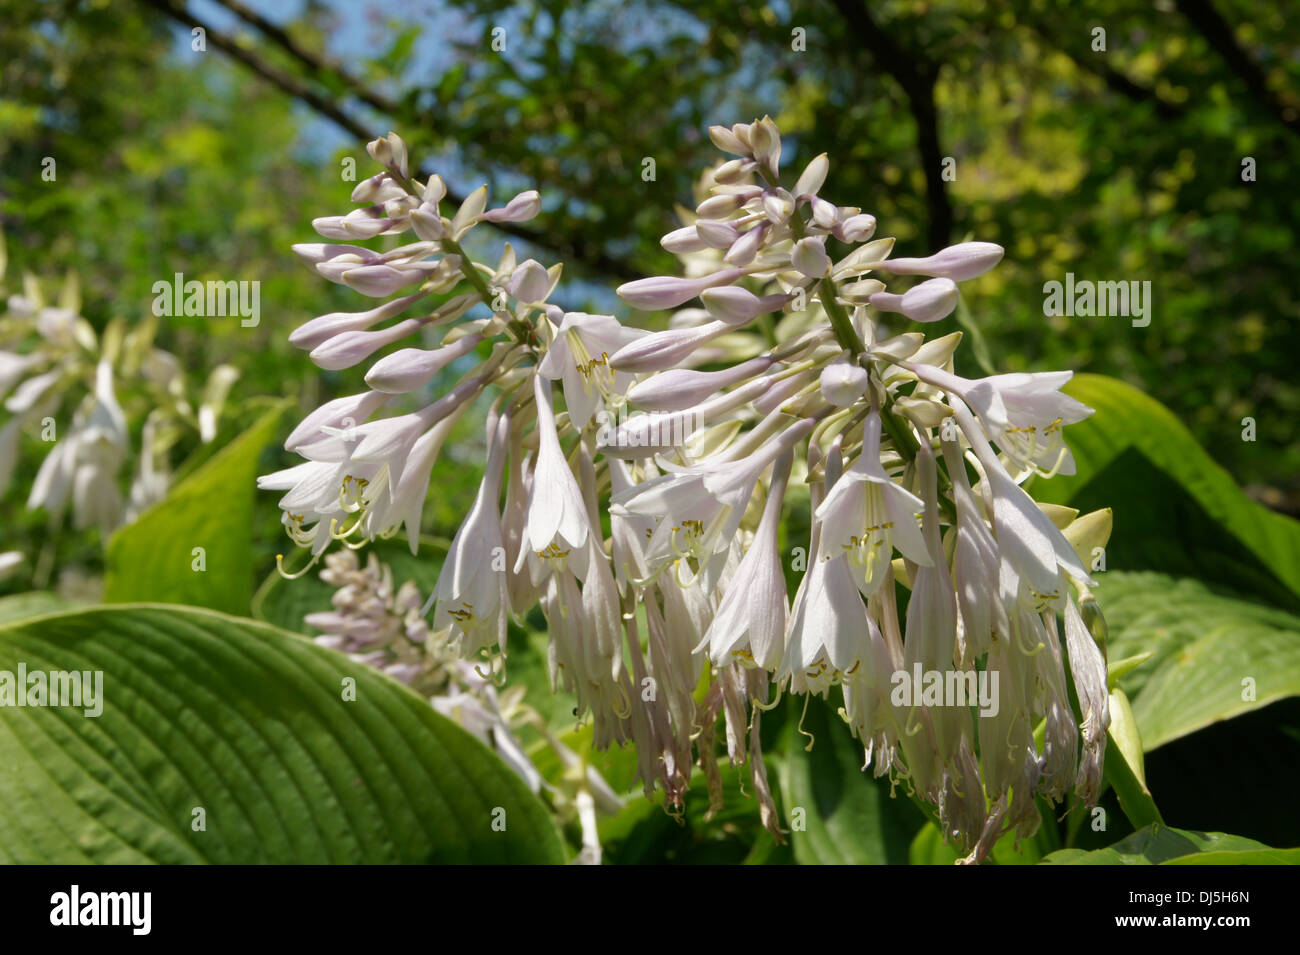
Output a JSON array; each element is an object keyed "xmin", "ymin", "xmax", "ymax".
[
  {"xmin": 537, "ymin": 310, "xmax": 645, "ymax": 428},
  {"xmin": 697, "ymin": 450, "xmax": 792, "ymax": 669},
  {"xmin": 432, "ymin": 411, "xmax": 511, "ymax": 656},
  {"xmin": 815, "ymin": 412, "xmax": 931, "ymax": 596}
]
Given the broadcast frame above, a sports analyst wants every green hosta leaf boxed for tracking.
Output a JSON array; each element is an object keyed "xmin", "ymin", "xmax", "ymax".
[
  {"xmin": 1098, "ymin": 571, "xmax": 1300, "ymax": 750},
  {"xmin": 1034, "ymin": 374, "xmax": 1300, "ymax": 611},
  {"xmin": 778, "ymin": 696, "xmax": 924, "ymax": 864},
  {"xmin": 103, "ymin": 402, "xmax": 289, "ymax": 615},
  {"xmin": 0, "ymin": 592, "xmax": 66, "ymax": 625},
  {"xmin": 1042, "ymin": 824, "xmax": 1299, "ymax": 864},
  {"xmin": 0, "ymin": 604, "xmax": 564, "ymax": 864}
]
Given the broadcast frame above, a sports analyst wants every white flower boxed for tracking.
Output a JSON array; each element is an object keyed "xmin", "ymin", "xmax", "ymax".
[
  {"xmin": 780, "ymin": 549, "xmax": 871, "ymax": 695},
  {"xmin": 537, "ymin": 310, "xmax": 644, "ymax": 428},
  {"xmin": 518, "ymin": 376, "xmax": 591, "ymax": 578},
  {"xmin": 952, "ymin": 398, "xmax": 1092, "ymax": 610},
  {"xmin": 815, "ymin": 412, "xmax": 930, "ymax": 596},
  {"xmin": 912, "ymin": 364, "xmax": 1093, "ymax": 476},
  {"xmin": 28, "ymin": 361, "xmax": 127, "ymax": 534},
  {"xmin": 697, "ymin": 451, "xmax": 792, "ymax": 669},
  {"xmin": 432, "ymin": 412, "xmax": 511, "ymax": 657}
]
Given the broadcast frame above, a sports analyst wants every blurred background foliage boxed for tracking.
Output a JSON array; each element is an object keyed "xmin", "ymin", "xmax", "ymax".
[
  {"xmin": 2, "ymin": 0, "xmax": 1297, "ymax": 592},
  {"xmin": 0, "ymin": 0, "xmax": 1298, "ymax": 864}
]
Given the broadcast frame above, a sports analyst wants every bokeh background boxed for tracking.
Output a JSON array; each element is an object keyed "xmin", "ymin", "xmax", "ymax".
[{"xmin": 1, "ymin": 0, "xmax": 1298, "ymax": 862}]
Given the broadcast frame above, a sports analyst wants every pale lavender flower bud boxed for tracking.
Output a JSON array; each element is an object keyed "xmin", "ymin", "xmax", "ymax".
[
  {"xmin": 834, "ymin": 213, "xmax": 877, "ymax": 243},
  {"xmin": 695, "ymin": 219, "xmax": 740, "ymax": 249},
  {"xmin": 288, "ymin": 293, "xmax": 426, "ymax": 350},
  {"xmin": 752, "ymin": 369, "xmax": 812, "ymax": 414},
  {"xmin": 481, "ymin": 189, "xmax": 541, "ymax": 223},
  {"xmin": 819, "ymin": 362, "xmax": 869, "ymax": 406},
  {"xmin": 810, "ymin": 195, "xmax": 839, "ymax": 231},
  {"xmin": 627, "ymin": 356, "xmax": 774, "ymax": 411},
  {"xmin": 881, "ymin": 241, "xmax": 1004, "ymax": 281},
  {"xmin": 762, "ymin": 190, "xmax": 794, "ymax": 224},
  {"xmin": 309, "ymin": 318, "xmax": 424, "ymax": 370},
  {"xmin": 701, "ymin": 286, "xmax": 789, "ymax": 326},
  {"xmin": 709, "ymin": 125, "xmax": 747, "ymax": 155},
  {"xmin": 312, "ymin": 205, "xmax": 404, "ymax": 240},
  {"xmin": 506, "ymin": 259, "xmax": 551, "ymax": 303},
  {"xmin": 310, "ymin": 216, "xmax": 365, "ymax": 240},
  {"xmin": 794, "ymin": 153, "xmax": 829, "ymax": 198},
  {"xmin": 366, "ymin": 132, "xmax": 409, "ymax": 179},
  {"xmin": 350, "ymin": 172, "xmax": 407, "ymax": 204},
  {"xmin": 697, "ymin": 193, "xmax": 745, "ymax": 219},
  {"xmin": 291, "ymin": 243, "xmax": 375, "ymax": 268},
  {"xmin": 364, "ymin": 334, "xmax": 484, "ymax": 393},
  {"xmin": 285, "ymin": 391, "xmax": 388, "ymax": 451},
  {"xmin": 341, "ymin": 263, "xmax": 431, "ymax": 297},
  {"xmin": 315, "ymin": 256, "xmax": 388, "ymax": 285},
  {"xmin": 749, "ymin": 116, "xmax": 782, "ymax": 178},
  {"xmin": 792, "ymin": 236, "xmax": 832, "ymax": 278},
  {"xmin": 712, "ymin": 158, "xmax": 753, "ymax": 183},
  {"xmin": 607, "ymin": 320, "xmax": 732, "ymax": 373},
  {"xmin": 870, "ymin": 278, "xmax": 960, "ymax": 323},
  {"xmin": 423, "ymin": 174, "xmax": 447, "ymax": 204},
  {"xmin": 617, "ymin": 268, "xmax": 746, "ymax": 310},
  {"xmin": 410, "ymin": 203, "xmax": 446, "ymax": 240},
  {"xmin": 661, "ymin": 225, "xmax": 708, "ymax": 254},
  {"xmin": 723, "ymin": 225, "xmax": 766, "ymax": 266}
]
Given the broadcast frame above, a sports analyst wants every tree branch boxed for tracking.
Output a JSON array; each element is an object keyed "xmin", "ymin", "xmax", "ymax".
[
  {"xmin": 135, "ymin": 0, "xmax": 642, "ymax": 280},
  {"xmin": 209, "ymin": 0, "xmax": 401, "ymax": 117},
  {"xmin": 1175, "ymin": 0, "xmax": 1299, "ymax": 139},
  {"xmin": 829, "ymin": 0, "xmax": 953, "ymax": 250},
  {"xmin": 1021, "ymin": 19, "xmax": 1186, "ymax": 120}
]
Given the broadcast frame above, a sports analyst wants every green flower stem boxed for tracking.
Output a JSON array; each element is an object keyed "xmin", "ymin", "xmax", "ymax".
[{"xmin": 441, "ymin": 236, "xmax": 538, "ymax": 348}]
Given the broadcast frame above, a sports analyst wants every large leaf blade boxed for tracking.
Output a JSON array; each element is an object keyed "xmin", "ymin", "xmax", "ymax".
[
  {"xmin": 0, "ymin": 604, "xmax": 564, "ymax": 864},
  {"xmin": 103, "ymin": 402, "xmax": 288, "ymax": 615}
]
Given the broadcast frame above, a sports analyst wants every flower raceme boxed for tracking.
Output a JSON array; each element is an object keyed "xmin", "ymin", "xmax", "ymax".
[{"xmin": 265, "ymin": 121, "xmax": 1113, "ymax": 863}]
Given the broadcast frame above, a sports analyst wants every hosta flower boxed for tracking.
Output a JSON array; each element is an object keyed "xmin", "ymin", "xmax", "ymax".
[
  {"xmin": 815, "ymin": 412, "xmax": 930, "ymax": 596},
  {"xmin": 431, "ymin": 411, "xmax": 510, "ymax": 656},
  {"xmin": 698, "ymin": 451, "xmax": 792, "ymax": 669},
  {"xmin": 537, "ymin": 309, "xmax": 644, "ymax": 428},
  {"xmin": 266, "ymin": 122, "xmax": 1112, "ymax": 860},
  {"xmin": 911, "ymin": 364, "xmax": 1093, "ymax": 476},
  {"xmin": 520, "ymin": 376, "xmax": 592, "ymax": 573}
]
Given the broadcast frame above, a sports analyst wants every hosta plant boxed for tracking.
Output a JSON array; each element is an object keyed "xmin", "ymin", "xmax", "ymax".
[{"xmin": 264, "ymin": 119, "xmax": 1115, "ymax": 864}]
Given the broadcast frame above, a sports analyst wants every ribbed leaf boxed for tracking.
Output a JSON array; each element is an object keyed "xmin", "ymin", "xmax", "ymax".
[
  {"xmin": 1042, "ymin": 824, "xmax": 1298, "ymax": 864},
  {"xmin": 1035, "ymin": 374, "xmax": 1300, "ymax": 611},
  {"xmin": 0, "ymin": 604, "xmax": 564, "ymax": 863},
  {"xmin": 1099, "ymin": 571, "xmax": 1300, "ymax": 750},
  {"xmin": 103, "ymin": 402, "xmax": 289, "ymax": 615}
]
